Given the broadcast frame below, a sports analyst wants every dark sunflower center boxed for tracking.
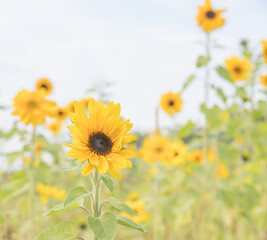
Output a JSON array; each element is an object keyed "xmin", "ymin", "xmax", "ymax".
[
  {"xmin": 234, "ymin": 66, "xmax": 242, "ymax": 74},
  {"xmin": 58, "ymin": 111, "xmax": 63, "ymax": 116},
  {"xmin": 28, "ymin": 101, "xmax": 37, "ymax": 108},
  {"xmin": 169, "ymin": 100, "xmax": 174, "ymax": 106},
  {"xmin": 174, "ymin": 151, "xmax": 179, "ymax": 157},
  {"xmin": 88, "ymin": 132, "xmax": 113, "ymax": 155},
  {"xmin": 206, "ymin": 10, "xmax": 215, "ymax": 19},
  {"xmin": 155, "ymin": 147, "xmax": 162, "ymax": 153},
  {"xmin": 41, "ymin": 84, "xmax": 48, "ymax": 90}
]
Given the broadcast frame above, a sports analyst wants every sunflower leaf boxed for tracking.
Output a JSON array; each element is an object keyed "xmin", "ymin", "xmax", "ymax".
[
  {"xmin": 101, "ymin": 175, "xmax": 114, "ymax": 192},
  {"xmin": 33, "ymin": 222, "xmax": 76, "ymax": 240},
  {"xmin": 196, "ymin": 55, "xmax": 210, "ymax": 67},
  {"xmin": 108, "ymin": 197, "xmax": 138, "ymax": 216},
  {"xmin": 87, "ymin": 212, "xmax": 117, "ymax": 240},
  {"xmin": 116, "ymin": 215, "xmax": 147, "ymax": 232},
  {"xmin": 216, "ymin": 66, "xmax": 232, "ymax": 82},
  {"xmin": 44, "ymin": 199, "xmax": 84, "ymax": 216},
  {"xmin": 181, "ymin": 74, "xmax": 195, "ymax": 92},
  {"xmin": 64, "ymin": 185, "xmax": 91, "ymax": 208}
]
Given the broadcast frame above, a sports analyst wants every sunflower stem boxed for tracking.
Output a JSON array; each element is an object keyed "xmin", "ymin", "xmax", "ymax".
[
  {"xmin": 91, "ymin": 170, "xmax": 101, "ymax": 240},
  {"xmin": 203, "ymin": 32, "xmax": 211, "ymax": 162},
  {"xmin": 29, "ymin": 125, "xmax": 36, "ymax": 240}
]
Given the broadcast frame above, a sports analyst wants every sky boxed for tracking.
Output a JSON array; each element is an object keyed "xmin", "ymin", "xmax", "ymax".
[{"xmin": 0, "ymin": 0, "xmax": 267, "ymax": 133}]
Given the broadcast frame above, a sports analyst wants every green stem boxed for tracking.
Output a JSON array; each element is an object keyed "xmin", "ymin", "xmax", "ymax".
[
  {"xmin": 203, "ymin": 32, "xmax": 211, "ymax": 162},
  {"xmin": 91, "ymin": 170, "xmax": 101, "ymax": 240},
  {"xmin": 29, "ymin": 125, "xmax": 36, "ymax": 239}
]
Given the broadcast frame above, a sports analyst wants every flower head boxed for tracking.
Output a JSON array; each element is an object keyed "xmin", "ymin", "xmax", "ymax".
[
  {"xmin": 36, "ymin": 78, "xmax": 53, "ymax": 96},
  {"xmin": 48, "ymin": 121, "xmax": 62, "ymax": 134},
  {"xmin": 225, "ymin": 57, "xmax": 252, "ymax": 83},
  {"xmin": 262, "ymin": 40, "xmax": 267, "ymax": 64},
  {"xmin": 168, "ymin": 141, "xmax": 187, "ymax": 166},
  {"xmin": 54, "ymin": 106, "xmax": 69, "ymax": 121},
  {"xmin": 139, "ymin": 135, "xmax": 171, "ymax": 164},
  {"xmin": 12, "ymin": 90, "xmax": 55, "ymax": 126},
  {"xmin": 196, "ymin": 0, "xmax": 226, "ymax": 32},
  {"xmin": 260, "ymin": 75, "xmax": 267, "ymax": 87},
  {"xmin": 216, "ymin": 164, "xmax": 229, "ymax": 179},
  {"xmin": 66, "ymin": 100, "xmax": 135, "ymax": 179},
  {"xmin": 160, "ymin": 92, "xmax": 183, "ymax": 116},
  {"xmin": 188, "ymin": 149, "xmax": 204, "ymax": 164}
]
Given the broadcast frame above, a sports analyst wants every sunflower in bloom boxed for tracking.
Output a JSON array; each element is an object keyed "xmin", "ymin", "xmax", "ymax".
[
  {"xmin": 225, "ymin": 57, "xmax": 252, "ymax": 83},
  {"xmin": 66, "ymin": 101, "xmax": 75, "ymax": 114},
  {"xmin": 260, "ymin": 75, "xmax": 267, "ymax": 87},
  {"xmin": 79, "ymin": 98, "xmax": 91, "ymax": 109},
  {"xmin": 168, "ymin": 141, "xmax": 187, "ymax": 166},
  {"xmin": 36, "ymin": 78, "xmax": 53, "ymax": 96},
  {"xmin": 196, "ymin": 0, "xmax": 226, "ymax": 32},
  {"xmin": 188, "ymin": 149, "xmax": 204, "ymax": 164},
  {"xmin": 120, "ymin": 193, "xmax": 149, "ymax": 223},
  {"xmin": 12, "ymin": 90, "xmax": 55, "ymax": 126},
  {"xmin": 216, "ymin": 164, "xmax": 229, "ymax": 179},
  {"xmin": 160, "ymin": 92, "xmax": 183, "ymax": 116},
  {"xmin": 54, "ymin": 106, "xmax": 69, "ymax": 121},
  {"xmin": 47, "ymin": 121, "xmax": 62, "ymax": 135},
  {"xmin": 65, "ymin": 100, "xmax": 135, "ymax": 179},
  {"xmin": 139, "ymin": 135, "xmax": 170, "ymax": 164},
  {"xmin": 262, "ymin": 40, "xmax": 267, "ymax": 64}
]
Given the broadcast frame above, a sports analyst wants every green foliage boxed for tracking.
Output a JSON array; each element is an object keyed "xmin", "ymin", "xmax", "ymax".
[
  {"xmin": 87, "ymin": 212, "xmax": 117, "ymax": 240},
  {"xmin": 108, "ymin": 197, "xmax": 138, "ymax": 216},
  {"xmin": 101, "ymin": 175, "xmax": 114, "ymax": 192},
  {"xmin": 64, "ymin": 185, "xmax": 91, "ymax": 208},
  {"xmin": 116, "ymin": 215, "xmax": 147, "ymax": 232},
  {"xmin": 216, "ymin": 66, "xmax": 232, "ymax": 82},
  {"xmin": 196, "ymin": 56, "xmax": 210, "ymax": 67}
]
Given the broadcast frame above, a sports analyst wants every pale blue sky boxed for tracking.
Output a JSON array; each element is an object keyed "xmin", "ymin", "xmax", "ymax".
[{"xmin": 0, "ymin": 0, "xmax": 266, "ymax": 132}]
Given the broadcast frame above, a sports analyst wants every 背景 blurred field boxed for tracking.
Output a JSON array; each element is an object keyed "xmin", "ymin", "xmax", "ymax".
[{"xmin": 1, "ymin": 0, "xmax": 267, "ymax": 239}]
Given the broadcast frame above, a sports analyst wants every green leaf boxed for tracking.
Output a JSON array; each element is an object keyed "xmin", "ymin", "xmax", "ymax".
[
  {"xmin": 64, "ymin": 185, "xmax": 90, "ymax": 208},
  {"xmin": 196, "ymin": 55, "xmax": 210, "ymax": 67},
  {"xmin": 44, "ymin": 199, "xmax": 84, "ymax": 216},
  {"xmin": 108, "ymin": 197, "xmax": 138, "ymax": 216},
  {"xmin": 101, "ymin": 175, "xmax": 114, "ymax": 192},
  {"xmin": 33, "ymin": 222, "xmax": 76, "ymax": 240},
  {"xmin": 181, "ymin": 74, "xmax": 195, "ymax": 92},
  {"xmin": 116, "ymin": 215, "xmax": 147, "ymax": 233},
  {"xmin": 177, "ymin": 121, "xmax": 195, "ymax": 139},
  {"xmin": 211, "ymin": 85, "xmax": 227, "ymax": 103},
  {"xmin": 216, "ymin": 66, "xmax": 232, "ymax": 82},
  {"xmin": 87, "ymin": 212, "xmax": 117, "ymax": 240}
]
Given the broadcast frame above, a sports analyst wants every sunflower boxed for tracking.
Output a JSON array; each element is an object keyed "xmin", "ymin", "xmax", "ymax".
[
  {"xmin": 160, "ymin": 92, "xmax": 183, "ymax": 116},
  {"xmin": 120, "ymin": 193, "xmax": 149, "ymax": 223},
  {"xmin": 65, "ymin": 100, "xmax": 135, "ymax": 179},
  {"xmin": 262, "ymin": 40, "xmax": 267, "ymax": 64},
  {"xmin": 169, "ymin": 141, "xmax": 187, "ymax": 166},
  {"xmin": 216, "ymin": 164, "xmax": 229, "ymax": 179},
  {"xmin": 66, "ymin": 101, "xmax": 75, "ymax": 114},
  {"xmin": 47, "ymin": 121, "xmax": 62, "ymax": 134},
  {"xmin": 12, "ymin": 90, "xmax": 55, "ymax": 126},
  {"xmin": 79, "ymin": 98, "xmax": 92, "ymax": 109},
  {"xmin": 188, "ymin": 149, "xmax": 204, "ymax": 164},
  {"xmin": 54, "ymin": 106, "xmax": 69, "ymax": 121},
  {"xmin": 225, "ymin": 57, "xmax": 252, "ymax": 83},
  {"xmin": 36, "ymin": 78, "xmax": 53, "ymax": 96},
  {"xmin": 220, "ymin": 112, "xmax": 230, "ymax": 121},
  {"xmin": 196, "ymin": 0, "xmax": 225, "ymax": 32},
  {"xmin": 139, "ymin": 135, "xmax": 171, "ymax": 163},
  {"xmin": 260, "ymin": 75, "xmax": 267, "ymax": 87}
]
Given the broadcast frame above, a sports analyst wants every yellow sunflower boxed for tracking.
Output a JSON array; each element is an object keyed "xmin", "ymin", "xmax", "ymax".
[
  {"xmin": 36, "ymin": 78, "xmax": 53, "ymax": 96},
  {"xmin": 160, "ymin": 92, "xmax": 183, "ymax": 116},
  {"xmin": 188, "ymin": 149, "xmax": 204, "ymax": 164},
  {"xmin": 65, "ymin": 100, "xmax": 135, "ymax": 179},
  {"xmin": 139, "ymin": 135, "xmax": 171, "ymax": 163},
  {"xmin": 169, "ymin": 141, "xmax": 187, "ymax": 166},
  {"xmin": 54, "ymin": 106, "xmax": 69, "ymax": 121},
  {"xmin": 66, "ymin": 101, "xmax": 75, "ymax": 114},
  {"xmin": 225, "ymin": 57, "xmax": 252, "ymax": 83},
  {"xmin": 262, "ymin": 40, "xmax": 267, "ymax": 64},
  {"xmin": 260, "ymin": 75, "xmax": 267, "ymax": 87},
  {"xmin": 79, "ymin": 98, "xmax": 92, "ymax": 109},
  {"xmin": 47, "ymin": 121, "xmax": 62, "ymax": 134},
  {"xmin": 120, "ymin": 193, "xmax": 149, "ymax": 223},
  {"xmin": 196, "ymin": 0, "xmax": 226, "ymax": 32},
  {"xmin": 12, "ymin": 90, "xmax": 55, "ymax": 126},
  {"xmin": 216, "ymin": 164, "xmax": 229, "ymax": 179}
]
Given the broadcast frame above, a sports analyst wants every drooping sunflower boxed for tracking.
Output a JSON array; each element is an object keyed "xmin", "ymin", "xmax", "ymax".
[
  {"xmin": 36, "ymin": 78, "xmax": 53, "ymax": 96},
  {"xmin": 160, "ymin": 92, "xmax": 183, "ymax": 116},
  {"xmin": 169, "ymin": 141, "xmax": 187, "ymax": 166},
  {"xmin": 12, "ymin": 90, "xmax": 55, "ymax": 126},
  {"xmin": 139, "ymin": 135, "xmax": 171, "ymax": 163},
  {"xmin": 65, "ymin": 100, "xmax": 135, "ymax": 179},
  {"xmin": 54, "ymin": 106, "xmax": 69, "ymax": 121},
  {"xmin": 260, "ymin": 75, "xmax": 267, "ymax": 87},
  {"xmin": 196, "ymin": 0, "xmax": 226, "ymax": 32},
  {"xmin": 262, "ymin": 40, "xmax": 267, "ymax": 64},
  {"xmin": 225, "ymin": 56, "xmax": 252, "ymax": 83}
]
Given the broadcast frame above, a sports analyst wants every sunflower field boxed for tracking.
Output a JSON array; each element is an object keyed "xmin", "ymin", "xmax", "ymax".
[{"xmin": 1, "ymin": 0, "xmax": 267, "ymax": 240}]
